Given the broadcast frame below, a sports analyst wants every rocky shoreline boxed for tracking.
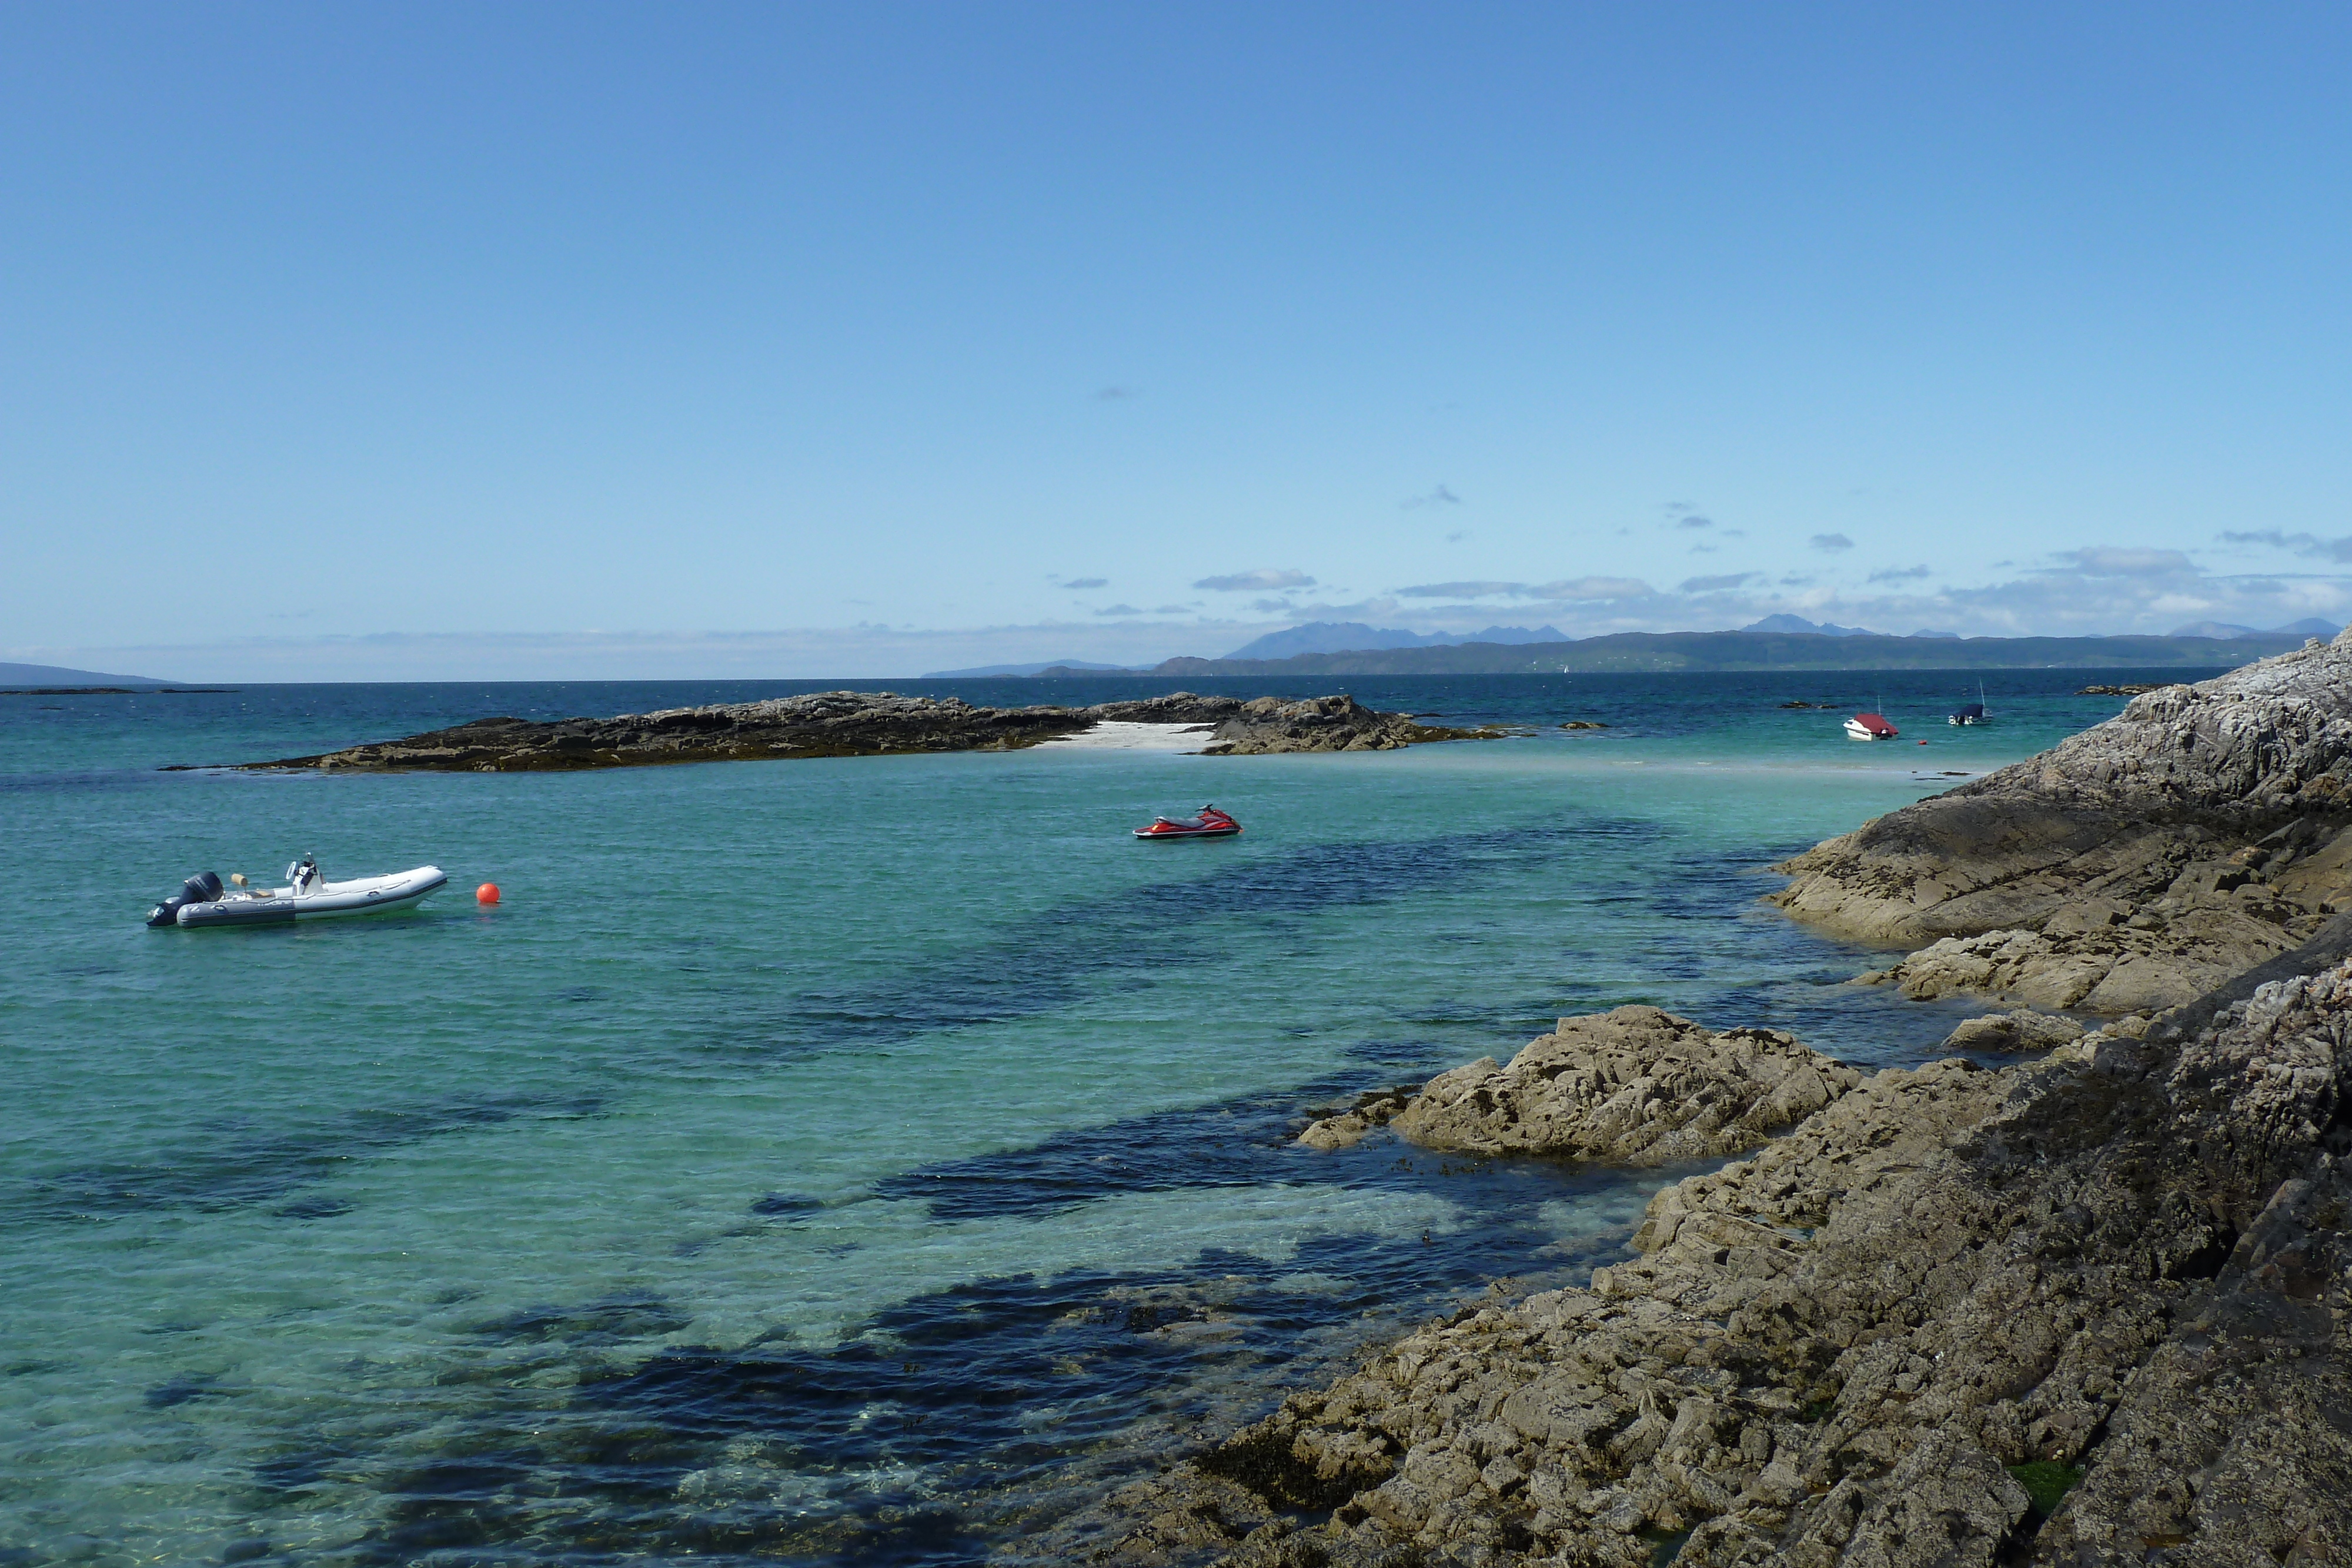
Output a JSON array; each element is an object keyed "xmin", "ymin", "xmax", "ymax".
[
  {"xmin": 1031, "ymin": 636, "xmax": 2352, "ymax": 1565},
  {"xmin": 213, "ymin": 691, "xmax": 1502, "ymax": 772},
  {"xmin": 1773, "ymin": 634, "xmax": 2352, "ymax": 1015}
]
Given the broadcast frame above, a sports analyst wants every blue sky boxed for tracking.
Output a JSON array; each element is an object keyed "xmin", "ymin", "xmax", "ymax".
[{"xmin": 5, "ymin": 2, "xmax": 2350, "ymax": 677}]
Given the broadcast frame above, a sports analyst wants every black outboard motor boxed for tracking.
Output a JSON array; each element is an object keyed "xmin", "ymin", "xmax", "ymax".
[{"xmin": 148, "ymin": 870, "xmax": 224, "ymax": 928}]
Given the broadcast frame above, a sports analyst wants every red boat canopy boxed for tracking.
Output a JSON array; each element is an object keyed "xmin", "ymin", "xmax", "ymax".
[{"xmin": 1853, "ymin": 712, "xmax": 1897, "ymax": 737}]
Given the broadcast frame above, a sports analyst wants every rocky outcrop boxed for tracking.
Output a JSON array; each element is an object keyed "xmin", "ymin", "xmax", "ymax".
[
  {"xmin": 1298, "ymin": 1007, "xmax": 1860, "ymax": 1163},
  {"xmin": 1196, "ymin": 694, "xmax": 1494, "ymax": 755},
  {"xmin": 223, "ymin": 691, "xmax": 1498, "ymax": 772},
  {"xmin": 1940, "ymin": 1008, "xmax": 2087, "ymax": 1054},
  {"xmin": 1771, "ymin": 632, "xmax": 2352, "ymax": 1011},
  {"xmin": 1034, "ymin": 964, "xmax": 2352, "ymax": 1567}
]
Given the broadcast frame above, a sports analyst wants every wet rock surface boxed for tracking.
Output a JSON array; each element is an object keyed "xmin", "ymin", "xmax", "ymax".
[
  {"xmin": 223, "ymin": 691, "xmax": 1496, "ymax": 771},
  {"xmin": 1298, "ymin": 1007, "xmax": 1862, "ymax": 1164},
  {"xmin": 1772, "ymin": 631, "xmax": 2352, "ymax": 1011},
  {"xmin": 1028, "ymin": 967, "xmax": 2352, "ymax": 1566}
]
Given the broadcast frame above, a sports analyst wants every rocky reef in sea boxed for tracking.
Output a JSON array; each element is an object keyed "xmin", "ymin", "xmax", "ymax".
[
  {"xmin": 1027, "ymin": 637, "xmax": 2352, "ymax": 1566},
  {"xmin": 228, "ymin": 691, "xmax": 1499, "ymax": 771},
  {"xmin": 1297, "ymin": 1008, "xmax": 1859, "ymax": 1165}
]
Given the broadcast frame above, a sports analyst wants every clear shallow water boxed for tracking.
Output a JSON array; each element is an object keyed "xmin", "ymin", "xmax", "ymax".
[{"xmin": 0, "ymin": 670, "xmax": 2214, "ymax": 1564}]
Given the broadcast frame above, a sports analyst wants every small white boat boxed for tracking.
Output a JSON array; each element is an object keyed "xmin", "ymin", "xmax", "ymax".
[
  {"xmin": 1844, "ymin": 711, "xmax": 1898, "ymax": 740},
  {"xmin": 148, "ymin": 858, "xmax": 448, "ymax": 928}
]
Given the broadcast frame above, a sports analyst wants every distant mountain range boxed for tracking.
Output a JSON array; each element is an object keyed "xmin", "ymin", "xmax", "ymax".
[
  {"xmin": 921, "ymin": 616, "xmax": 2346, "ymax": 681},
  {"xmin": 2166, "ymin": 618, "xmax": 2340, "ymax": 640},
  {"xmin": 920, "ymin": 658, "xmax": 1137, "ymax": 678},
  {"xmin": 1742, "ymin": 614, "xmax": 1882, "ymax": 637},
  {"xmin": 1218, "ymin": 621, "xmax": 1570, "ymax": 660},
  {"xmin": 0, "ymin": 660, "xmax": 175, "ymax": 687},
  {"xmin": 1149, "ymin": 628, "xmax": 2328, "ymax": 677},
  {"xmin": 921, "ymin": 623, "xmax": 1572, "ymax": 678}
]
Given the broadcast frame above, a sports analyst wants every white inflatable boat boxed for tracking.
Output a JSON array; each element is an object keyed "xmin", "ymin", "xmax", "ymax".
[{"xmin": 148, "ymin": 859, "xmax": 449, "ymax": 928}]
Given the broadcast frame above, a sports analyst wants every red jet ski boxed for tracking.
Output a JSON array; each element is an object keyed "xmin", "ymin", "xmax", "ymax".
[{"xmin": 1134, "ymin": 804, "xmax": 1241, "ymax": 840}]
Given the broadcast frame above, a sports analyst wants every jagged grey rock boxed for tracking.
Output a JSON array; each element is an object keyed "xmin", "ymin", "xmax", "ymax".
[
  {"xmin": 1940, "ymin": 1008, "xmax": 2086, "ymax": 1054},
  {"xmin": 1298, "ymin": 1007, "xmax": 1861, "ymax": 1162}
]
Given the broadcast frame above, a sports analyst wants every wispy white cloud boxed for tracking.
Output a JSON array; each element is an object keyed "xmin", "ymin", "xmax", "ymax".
[
  {"xmin": 1394, "ymin": 580, "xmax": 1524, "ymax": 599},
  {"xmin": 1361, "ymin": 543, "xmax": 2352, "ymax": 643},
  {"xmin": 1194, "ymin": 569, "xmax": 1316, "ymax": 591},
  {"xmin": 1401, "ymin": 484, "xmax": 1461, "ymax": 509},
  {"xmin": 1810, "ymin": 533, "xmax": 1854, "ymax": 551},
  {"xmin": 2054, "ymin": 546, "xmax": 2193, "ymax": 577},
  {"xmin": 35, "ymin": 542, "xmax": 2349, "ymax": 683},
  {"xmin": 1867, "ymin": 565, "xmax": 1932, "ymax": 583},
  {"xmin": 1395, "ymin": 577, "xmax": 1653, "ymax": 601},
  {"xmin": 2219, "ymin": 529, "xmax": 2352, "ymax": 563},
  {"xmin": 23, "ymin": 621, "xmax": 1302, "ymax": 682}
]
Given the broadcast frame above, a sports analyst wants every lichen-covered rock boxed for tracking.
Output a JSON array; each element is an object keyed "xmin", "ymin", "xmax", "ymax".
[
  {"xmin": 1941, "ymin": 1008, "xmax": 2084, "ymax": 1054},
  {"xmin": 1863, "ymin": 903, "xmax": 2310, "ymax": 1014},
  {"xmin": 1771, "ymin": 634, "xmax": 2352, "ymax": 1009},
  {"xmin": 1307, "ymin": 1006, "xmax": 1862, "ymax": 1163},
  {"xmin": 1043, "ymin": 964, "xmax": 2352, "ymax": 1567}
]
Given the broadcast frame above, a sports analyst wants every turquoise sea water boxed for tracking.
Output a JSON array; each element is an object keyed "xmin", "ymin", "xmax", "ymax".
[{"xmin": 0, "ymin": 670, "xmax": 2207, "ymax": 1565}]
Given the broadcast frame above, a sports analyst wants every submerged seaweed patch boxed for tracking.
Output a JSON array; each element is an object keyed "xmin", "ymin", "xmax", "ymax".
[
  {"xmin": 3, "ymin": 1092, "xmax": 607, "ymax": 1225},
  {"xmin": 756, "ymin": 817, "xmax": 1663, "ymax": 1051},
  {"xmin": 315, "ymin": 1153, "xmax": 1661, "ymax": 1568},
  {"xmin": 871, "ymin": 1075, "xmax": 1365, "ymax": 1220}
]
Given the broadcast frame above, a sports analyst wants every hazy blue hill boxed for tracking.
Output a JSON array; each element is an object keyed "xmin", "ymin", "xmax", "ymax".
[
  {"xmin": 1220, "ymin": 622, "xmax": 1439, "ymax": 659},
  {"xmin": 2165, "ymin": 617, "xmax": 2340, "ymax": 640},
  {"xmin": 1218, "ymin": 621, "xmax": 1569, "ymax": 660},
  {"xmin": 920, "ymin": 658, "xmax": 1137, "ymax": 677},
  {"xmin": 0, "ymin": 660, "xmax": 175, "ymax": 686},
  {"xmin": 1741, "ymin": 614, "xmax": 1882, "ymax": 637},
  {"xmin": 1152, "ymin": 630, "xmax": 2318, "ymax": 677}
]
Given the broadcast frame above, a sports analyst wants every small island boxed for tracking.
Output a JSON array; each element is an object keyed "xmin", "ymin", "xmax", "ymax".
[{"xmin": 205, "ymin": 691, "xmax": 1506, "ymax": 773}]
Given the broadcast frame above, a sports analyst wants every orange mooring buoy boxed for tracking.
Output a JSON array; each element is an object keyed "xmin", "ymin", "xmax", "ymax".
[{"xmin": 476, "ymin": 882, "xmax": 501, "ymax": 905}]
